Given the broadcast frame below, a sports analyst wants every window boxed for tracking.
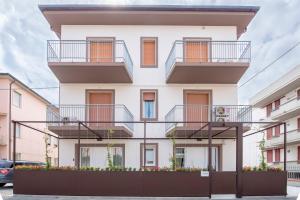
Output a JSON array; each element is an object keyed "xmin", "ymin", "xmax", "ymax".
[
  {"xmin": 274, "ymin": 99, "xmax": 280, "ymax": 110},
  {"xmin": 184, "ymin": 38, "xmax": 210, "ymax": 63},
  {"xmin": 274, "ymin": 149, "xmax": 280, "ymax": 162},
  {"xmin": 141, "ymin": 37, "xmax": 157, "ymax": 67},
  {"xmin": 267, "ymin": 150, "xmax": 273, "ymax": 163},
  {"xmin": 141, "ymin": 90, "xmax": 158, "ymax": 120},
  {"xmin": 16, "ymin": 123, "xmax": 21, "ymax": 138},
  {"xmin": 274, "ymin": 126, "xmax": 280, "ymax": 137},
  {"xmin": 141, "ymin": 144, "xmax": 158, "ymax": 167},
  {"xmin": 175, "ymin": 148, "xmax": 185, "ymax": 168},
  {"xmin": 266, "ymin": 103, "xmax": 272, "ymax": 117},
  {"xmin": 111, "ymin": 146, "xmax": 124, "ymax": 167},
  {"xmin": 16, "ymin": 153, "xmax": 21, "ymax": 161},
  {"xmin": 80, "ymin": 148, "xmax": 90, "ymax": 167},
  {"xmin": 13, "ymin": 91, "xmax": 22, "ymax": 108}
]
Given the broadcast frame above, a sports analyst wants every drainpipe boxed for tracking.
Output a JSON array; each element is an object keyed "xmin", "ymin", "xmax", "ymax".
[{"xmin": 8, "ymin": 79, "xmax": 15, "ymax": 160}]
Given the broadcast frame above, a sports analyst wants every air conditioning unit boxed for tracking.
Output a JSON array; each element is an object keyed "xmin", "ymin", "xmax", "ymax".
[
  {"xmin": 62, "ymin": 116, "xmax": 78, "ymax": 125},
  {"xmin": 215, "ymin": 106, "xmax": 230, "ymax": 122}
]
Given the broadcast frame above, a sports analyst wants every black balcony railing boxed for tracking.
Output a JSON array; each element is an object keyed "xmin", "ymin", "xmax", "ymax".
[
  {"xmin": 165, "ymin": 105, "xmax": 252, "ymax": 132},
  {"xmin": 47, "ymin": 40, "xmax": 133, "ymax": 78},
  {"xmin": 165, "ymin": 40, "xmax": 251, "ymax": 78},
  {"xmin": 47, "ymin": 104, "xmax": 134, "ymax": 132}
]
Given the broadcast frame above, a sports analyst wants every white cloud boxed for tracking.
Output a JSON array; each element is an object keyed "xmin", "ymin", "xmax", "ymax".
[{"xmin": 0, "ymin": 0, "xmax": 299, "ymax": 106}]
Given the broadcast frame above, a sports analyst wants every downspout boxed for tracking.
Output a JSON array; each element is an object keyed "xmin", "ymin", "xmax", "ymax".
[{"xmin": 8, "ymin": 79, "xmax": 15, "ymax": 160}]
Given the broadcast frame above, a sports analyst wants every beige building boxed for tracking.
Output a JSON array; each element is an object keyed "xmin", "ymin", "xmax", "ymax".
[{"xmin": 0, "ymin": 73, "xmax": 58, "ymax": 165}]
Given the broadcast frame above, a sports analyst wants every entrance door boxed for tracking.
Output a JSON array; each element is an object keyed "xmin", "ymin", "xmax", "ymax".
[
  {"xmin": 88, "ymin": 91, "xmax": 114, "ymax": 127},
  {"xmin": 185, "ymin": 91, "xmax": 209, "ymax": 127},
  {"xmin": 184, "ymin": 39, "xmax": 210, "ymax": 63}
]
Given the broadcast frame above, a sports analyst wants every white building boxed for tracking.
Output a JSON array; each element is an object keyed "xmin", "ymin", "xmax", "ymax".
[
  {"xmin": 40, "ymin": 4, "xmax": 258, "ymax": 171},
  {"xmin": 250, "ymin": 65, "xmax": 300, "ymax": 170}
]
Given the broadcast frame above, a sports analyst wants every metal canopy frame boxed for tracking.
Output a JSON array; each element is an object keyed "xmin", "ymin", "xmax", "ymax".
[{"xmin": 11, "ymin": 120, "xmax": 286, "ymax": 199}]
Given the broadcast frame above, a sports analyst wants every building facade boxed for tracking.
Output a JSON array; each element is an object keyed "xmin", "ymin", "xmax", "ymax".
[
  {"xmin": 250, "ymin": 65, "xmax": 300, "ymax": 170},
  {"xmin": 0, "ymin": 73, "xmax": 58, "ymax": 165},
  {"xmin": 41, "ymin": 5, "xmax": 258, "ymax": 170}
]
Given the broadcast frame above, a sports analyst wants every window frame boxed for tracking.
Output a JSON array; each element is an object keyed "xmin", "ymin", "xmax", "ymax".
[
  {"xmin": 80, "ymin": 147, "xmax": 90, "ymax": 167},
  {"xmin": 140, "ymin": 89, "xmax": 158, "ymax": 121},
  {"xmin": 16, "ymin": 123, "xmax": 21, "ymax": 138},
  {"xmin": 175, "ymin": 147, "xmax": 185, "ymax": 168},
  {"xmin": 140, "ymin": 37, "xmax": 158, "ymax": 68},
  {"xmin": 12, "ymin": 90, "xmax": 22, "ymax": 108},
  {"xmin": 140, "ymin": 143, "xmax": 158, "ymax": 168}
]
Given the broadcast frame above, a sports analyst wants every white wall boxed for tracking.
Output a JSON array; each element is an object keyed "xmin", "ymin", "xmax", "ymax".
[{"xmin": 59, "ymin": 138, "xmax": 236, "ymax": 171}]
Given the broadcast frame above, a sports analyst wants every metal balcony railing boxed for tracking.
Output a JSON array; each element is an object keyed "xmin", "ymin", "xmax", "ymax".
[
  {"xmin": 47, "ymin": 40, "xmax": 133, "ymax": 78},
  {"xmin": 165, "ymin": 40, "xmax": 251, "ymax": 78},
  {"xmin": 165, "ymin": 105, "xmax": 252, "ymax": 132},
  {"xmin": 47, "ymin": 104, "xmax": 134, "ymax": 132}
]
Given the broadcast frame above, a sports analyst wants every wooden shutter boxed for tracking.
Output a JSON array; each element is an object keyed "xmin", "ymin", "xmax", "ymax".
[
  {"xmin": 143, "ymin": 92, "xmax": 155, "ymax": 101},
  {"xmin": 274, "ymin": 149, "xmax": 280, "ymax": 162},
  {"xmin": 274, "ymin": 125, "xmax": 280, "ymax": 137},
  {"xmin": 185, "ymin": 40, "xmax": 209, "ymax": 63},
  {"xmin": 266, "ymin": 103, "xmax": 272, "ymax": 117},
  {"xmin": 274, "ymin": 99, "xmax": 280, "ymax": 110},
  {"xmin": 266, "ymin": 128, "xmax": 273, "ymax": 140},
  {"xmin": 267, "ymin": 150, "xmax": 273, "ymax": 163},
  {"xmin": 90, "ymin": 40, "xmax": 113, "ymax": 63},
  {"xmin": 142, "ymin": 39, "xmax": 156, "ymax": 66},
  {"xmin": 185, "ymin": 92, "xmax": 209, "ymax": 127},
  {"xmin": 88, "ymin": 92, "xmax": 113, "ymax": 127}
]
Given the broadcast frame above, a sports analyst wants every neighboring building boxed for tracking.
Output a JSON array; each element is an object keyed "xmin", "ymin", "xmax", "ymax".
[
  {"xmin": 250, "ymin": 65, "xmax": 300, "ymax": 170},
  {"xmin": 0, "ymin": 73, "xmax": 58, "ymax": 165},
  {"xmin": 40, "ymin": 5, "xmax": 258, "ymax": 170}
]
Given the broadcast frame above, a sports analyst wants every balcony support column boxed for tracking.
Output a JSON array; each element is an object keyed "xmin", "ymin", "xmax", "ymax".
[
  {"xmin": 77, "ymin": 122, "xmax": 81, "ymax": 170},
  {"xmin": 236, "ymin": 123, "xmax": 243, "ymax": 198},
  {"xmin": 208, "ymin": 122, "xmax": 212, "ymax": 198}
]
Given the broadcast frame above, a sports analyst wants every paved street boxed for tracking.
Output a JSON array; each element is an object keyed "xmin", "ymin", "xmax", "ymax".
[{"xmin": 0, "ymin": 185, "xmax": 298, "ymax": 200}]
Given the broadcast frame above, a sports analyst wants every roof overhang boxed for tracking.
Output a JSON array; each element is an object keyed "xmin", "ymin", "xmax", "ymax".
[
  {"xmin": 250, "ymin": 66, "xmax": 300, "ymax": 108},
  {"xmin": 39, "ymin": 4, "xmax": 259, "ymax": 38}
]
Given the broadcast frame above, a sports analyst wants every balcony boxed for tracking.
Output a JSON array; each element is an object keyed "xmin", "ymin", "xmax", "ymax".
[
  {"xmin": 165, "ymin": 40, "xmax": 251, "ymax": 84},
  {"xmin": 270, "ymin": 97, "xmax": 300, "ymax": 121},
  {"xmin": 265, "ymin": 129, "xmax": 300, "ymax": 148},
  {"xmin": 47, "ymin": 40, "xmax": 133, "ymax": 83},
  {"xmin": 47, "ymin": 104, "xmax": 134, "ymax": 138},
  {"xmin": 165, "ymin": 105, "xmax": 252, "ymax": 137}
]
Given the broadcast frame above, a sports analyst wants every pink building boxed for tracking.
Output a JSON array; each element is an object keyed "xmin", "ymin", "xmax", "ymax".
[{"xmin": 0, "ymin": 73, "xmax": 58, "ymax": 165}]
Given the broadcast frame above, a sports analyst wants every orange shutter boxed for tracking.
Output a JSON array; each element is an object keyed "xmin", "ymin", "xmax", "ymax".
[
  {"xmin": 266, "ymin": 103, "xmax": 272, "ymax": 117},
  {"xmin": 185, "ymin": 93, "xmax": 209, "ymax": 127},
  {"xmin": 267, "ymin": 150, "xmax": 273, "ymax": 163},
  {"xmin": 274, "ymin": 149, "xmax": 280, "ymax": 162},
  {"xmin": 143, "ymin": 92, "xmax": 155, "ymax": 101},
  {"xmin": 274, "ymin": 99, "xmax": 280, "ymax": 110},
  {"xmin": 90, "ymin": 40, "xmax": 113, "ymax": 63},
  {"xmin": 266, "ymin": 128, "xmax": 273, "ymax": 140},
  {"xmin": 143, "ymin": 40, "xmax": 156, "ymax": 66},
  {"xmin": 274, "ymin": 125, "xmax": 280, "ymax": 137},
  {"xmin": 185, "ymin": 40, "xmax": 209, "ymax": 63}
]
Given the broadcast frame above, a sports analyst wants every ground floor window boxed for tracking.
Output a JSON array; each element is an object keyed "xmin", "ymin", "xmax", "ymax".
[
  {"xmin": 174, "ymin": 146, "xmax": 219, "ymax": 170},
  {"xmin": 80, "ymin": 147, "xmax": 90, "ymax": 167},
  {"xmin": 175, "ymin": 148, "xmax": 185, "ymax": 168},
  {"xmin": 141, "ymin": 143, "xmax": 158, "ymax": 167},
  {"xmin": 111, "ymin": 146, "xmax": 124, "ymax": 167}
]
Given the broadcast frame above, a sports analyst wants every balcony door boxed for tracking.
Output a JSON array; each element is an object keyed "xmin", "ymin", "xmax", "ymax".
[
  {"xmin": 87, "ymin": 90, "xmax": 114, "ymax": 127},
  {"xmin": 184, "ymin": 38, "xmax": 210, "ymax": 63},
  {"xmin": 184, "ymin": 90, "xmax": 210, "ymax": 127},
  {"xmin": 88, "ymin": 38, "xmax": 114, "ymax": 63}
]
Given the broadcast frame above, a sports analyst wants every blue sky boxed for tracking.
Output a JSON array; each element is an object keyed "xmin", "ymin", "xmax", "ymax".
[{"xmin": 0, "ymin": 0, "xmax": 300, "ymax": 104}]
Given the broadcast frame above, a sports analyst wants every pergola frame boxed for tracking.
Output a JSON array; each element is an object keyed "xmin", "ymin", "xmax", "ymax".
[{"xmin": 11, "ymin": 120, "xmax": 286, "ymax": 198}]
